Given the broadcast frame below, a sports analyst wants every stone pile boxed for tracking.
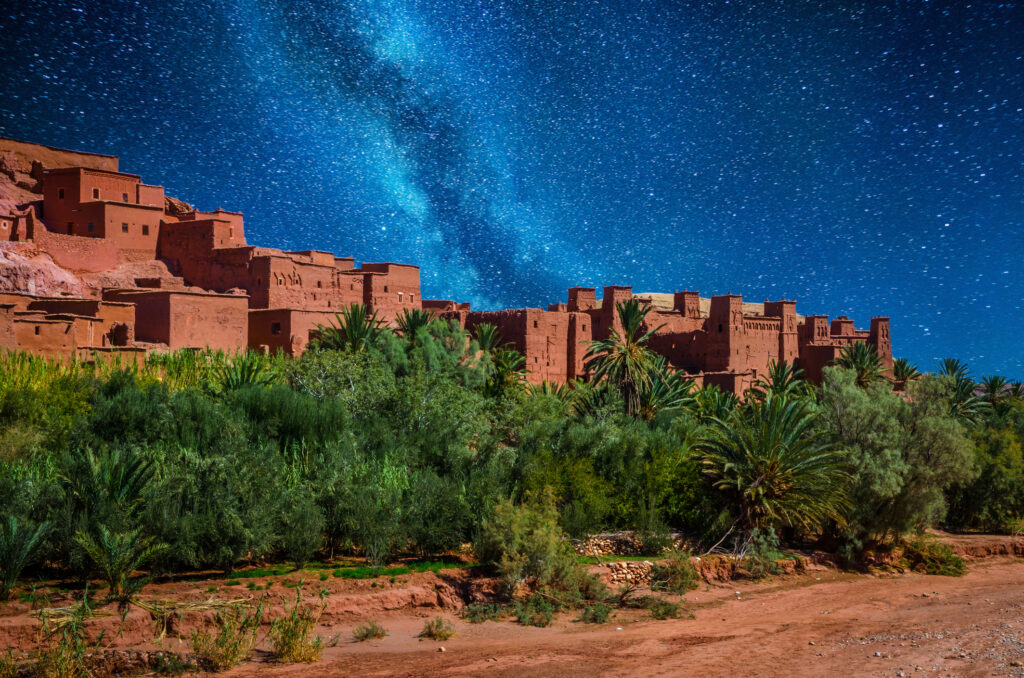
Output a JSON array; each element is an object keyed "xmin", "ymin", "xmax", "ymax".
[{"xmin": 604, "ymin": 560, "xmax": 654, "ymax": 585}]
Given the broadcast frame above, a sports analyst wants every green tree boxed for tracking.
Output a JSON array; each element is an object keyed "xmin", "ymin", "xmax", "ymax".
[
  {"xmin": 699, "ymin": 395, "xmax": 850, "ymax": 544},
  {"xmin": 310, "ymin": 304, "xmax": 386, "ymax": 353},
  {"xmin": 395, "ymin": 308, "xmax": 435, "ymax": 346},
  {"xmin": 748, "ymin": 359, "xmax": 810, "ymax": 401},
  {"xmin": 584, "ymin": 300, "xmax": 663, "ymax": 417},
  {"xmin": 834, "ymin": 342, "xmax": 886, "ymax": 388},
  {"xmin": 0, "ymin": 516, "xmax": 49, "ymax": 600},
  {"xmin": 74, "ymin": 525, "xmax": 166, "ymax": 601},
  {"xmin": 891, "ymin": 358, "xmax": 921, "ymax": 390}
]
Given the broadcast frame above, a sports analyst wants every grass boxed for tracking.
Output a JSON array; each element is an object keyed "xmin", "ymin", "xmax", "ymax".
[
  {"xmin": 332, "ymin": 560, "xmax": 475, "ymax": 580},
  {"xmin": 901, "ymin": 537, "xmax": 966, "ymax": 577},
  {"xmin": 352, "ymin": 620, "xmax": 387, "ymax": 642},
  {"xmin": 462, "ymin": 603, "xmax": 508, "ymax": 624},
  {"xmin": 0, "ymin": 650, "xmax": 16, "ymax": 678},
  {"xmin": 269, "ymin": 590, "xmax": 326, "ymax": 663},
  {"xmin": 647, "ymin": 598, "xmax": 684, "ymax": 620},
  {"xmin": 418, "ymin": 616, "xmax": 455, "ymax": 641},
  {"xmin": 191, "ymin": 599, "xmax": 264, "ymax": 671}
]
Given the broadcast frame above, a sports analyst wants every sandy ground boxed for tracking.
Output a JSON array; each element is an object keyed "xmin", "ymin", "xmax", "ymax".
[
  {"xmin": 4, "ymin": 534, "xmax": 1023, "ymax": 677},
  {"xmin": 231, "ymin": 557, "xmax": 1024, "ymax": 678}
]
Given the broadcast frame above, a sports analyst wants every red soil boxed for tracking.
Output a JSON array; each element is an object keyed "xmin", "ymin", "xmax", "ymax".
[{"xmin": 3, "ymin": 533, "xmax": 1023, "ymax": 677}]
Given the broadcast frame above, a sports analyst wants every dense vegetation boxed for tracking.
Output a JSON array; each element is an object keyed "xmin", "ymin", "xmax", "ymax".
[{"xmin": 0, "ymin": 301, "xmax": 1021, "ymax": 599}]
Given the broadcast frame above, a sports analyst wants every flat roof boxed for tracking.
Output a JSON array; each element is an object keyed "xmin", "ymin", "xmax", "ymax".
[
  {"xmin": 45, "ymin": 166, "xmax": 142, "ymax": 180},
  {"xmin": 0, "ymin": 136, "xmax": 118, "ymax": 160}
]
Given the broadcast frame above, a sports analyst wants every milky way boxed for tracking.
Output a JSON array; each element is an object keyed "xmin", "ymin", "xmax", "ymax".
[{"xmin": 0, "ymin": 1, "xmax": 1021, "ymax": 377}]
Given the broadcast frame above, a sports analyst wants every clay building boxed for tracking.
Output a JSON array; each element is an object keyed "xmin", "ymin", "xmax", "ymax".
[{"xmin": 0, "ymin": 137, "xmax": 893, "ymax": 393}]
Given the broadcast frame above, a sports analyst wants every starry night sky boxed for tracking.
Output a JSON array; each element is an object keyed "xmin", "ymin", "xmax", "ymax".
[{"xmin": 0, "ymin": 1, "xmax": 1021, "ymax": 377}]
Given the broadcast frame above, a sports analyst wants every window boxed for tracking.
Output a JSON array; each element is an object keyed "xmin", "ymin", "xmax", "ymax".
[
  {"xmin": 87, "ymin": 222, "xmax": 94, "ymax": 233},
  {"xmin": 122, "ymin": 223, "xmax": 128, "ymax": 233},
  {"xmin": 58, "ymin": 188, "xmax": 65, "ymax": 199},
  {"xmin": 34, "ymin": 326, "xmax": 40, "ymax": 335},
  {"xmin": 142, "ymin": 224, "xmax": 150, "ymax": 235},
  {"xmin": 67, "ymin": 222, "xmax": 73, "ymax": 234},
  {"xmin": 229, "ymin": 228, "xmax": 233, "ymax": 238},
  {"xmin": 122, "ymin": 192, "xmax": 128, "ymax": 202},
  {"xmin": 92, "ymin": 188, "xmax": 99, "ymax": 199},
  {"xmin": 384, "ymin": 285, "xmax": 389, "ymax": 292},
  {"xmin": 271, "ymin": 322, "xmax": 282, "ymax": 335},
  {"xmin": 398, "ymin": 292, "xmax": 403, "ymax": 301},
  {"xmin": 718, "ymin": 324, "xmax": 723, "ymax": 333},
  {"xmin": 410, "ymin": 294, "xmax": 415, "ymax": 303},
  {"xmin": 533, "ymin": 320, "xmax": 539, "ymax": 328},
  {"xmin": 317, "ymin": 280, "xmax": 322, "ymax": 288}
]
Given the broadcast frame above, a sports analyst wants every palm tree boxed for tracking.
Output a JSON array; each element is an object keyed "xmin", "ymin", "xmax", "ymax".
[
  {"xmin": 945, "ymin": 373, "xmax": 989, "ymax": 425},
  {"xmin": 472, "ymin": 323, "xmax": 505, "ymax": 354},
  {"xmin": 1010, "ymin": 382, "xmax": 1024, "ymax": 401},
  {"xmin": 74, "ymin": 525, "xmax": 167, "ymax": 601},
  {"xmin": 891, "ymin": 358, "xmax": 921, "ymax": 390},
  {"xmin": 395, "ymin": 309, "xmax": 435, "ymax": 347},
  {"xmin": 834, "ymin": 342, "xmax": 885, "ymax": 388},
  {"xmin": 311, "ymin": 303, "xmax": 386, "ymax": 353},
  {"xmin": 213, "ymin": 352, "xmax": 277, "ymax": 391},
  {"xmin": 937, "ymin": 358, "xmax": 970, "ymax": 380},
  {"xmin": 979, "ymin": 375, "xmax": 1009, "ymax": 407},
  {"xmin": 699, "ymin": 395, "xmax": 850, "ymax": 541},
  {"xmin": 584, "ymin": 299, "xmax": 664, "ymax": 416},
  {"xmin": 694, "ymin": 384, "xmax": 739, "ymax": 423},
  {"xmin": 0, "ymin": 516, "xmax": 50, "ymax": 600},
  {"xmin": 637, "ymin": 356, "xmax": 696, "ymax": 421},
  {"xmin": 749, "ymin": 359, "xmax": 810, "ymax": 401},
  {"xmin": 525, "ymin": 380, "xmax": 575, "ymax": 401},
  {"xmin": 486, "ymin": 348, "xmax": 527, "ymax": 397}
]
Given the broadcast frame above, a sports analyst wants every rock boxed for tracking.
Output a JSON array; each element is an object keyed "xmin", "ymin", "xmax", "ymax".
[{"xmin": 438, "ymin": 646, "xmax": 446, "ymax": 653}]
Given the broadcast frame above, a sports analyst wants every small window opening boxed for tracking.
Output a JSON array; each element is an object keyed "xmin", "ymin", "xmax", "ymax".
[
  {"xmin": 87, "ymin": 222, "xmax": 94, "ymax": 233},
  {"xmin": 67, "ymin": 222, "xmax": 73, "ymax": 234},
  {"xmin": 317, "ymin": 280, "xmax": 322, "ymax": 288},
  {"xmin": 58, "ymin": 188, "xmax": 65, "ymax": 199},
  {"xmin": 122, "ymin": 192, "xmax": 128, "ymax": 202},
  {"xmin": 271, "ymin": 322, "xmax": 282, "ymax": 335},
  {"xmin": 398, "ymin": 292, "xmax": 403, "ymax": 302},
  {"xmin": 92, "ymin": 188, "xmax": 100, "ymax": 199},
  {"xmin": 718, "ymin": 324, "xmax": 723, "ymax": 333},
  {"xmin": 34, "ymin": 326, "xmax": 40, "ymax": 335},
  {"xmin": 121, "ymin": 223, "xmax": 128, "ymax": 233},
  {"xmin": 533, "ymin": 320, "xmax": 539, "ymax": 328},
  {"xmin": 142, "ymin": 224, "xmax": 150, "ymax": 236}
]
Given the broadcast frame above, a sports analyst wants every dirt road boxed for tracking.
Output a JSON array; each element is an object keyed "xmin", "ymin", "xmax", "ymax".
[{"xmin": 225, "ymin": 557, "xmax": 1024, "ymax": 678}]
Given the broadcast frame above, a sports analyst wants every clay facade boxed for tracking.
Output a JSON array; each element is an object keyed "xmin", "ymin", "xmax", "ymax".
[{"xmin": 0, "ymin": 139, "xmax": 892, "ymax": 393}]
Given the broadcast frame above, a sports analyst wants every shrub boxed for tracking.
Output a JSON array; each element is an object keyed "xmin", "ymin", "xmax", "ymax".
[
  {"xmin": 650, "ymin": 550, "xmax": 699, "ymax": 594},
  {"xmin": 514, "ymin": 594, "xmax": 556, "ymax": 627},
  {"xmin": 901, "ymin": 537, "xmax": 966, "ymax": 577},
  {"xmin": 74, "ymin": 525, "xmax": 166, "ymax": 601},
  {"xmin": 743, "ymin": 528, "xmax": 783, "ymax": 580},
  {"xmin": 0, "ymin": 650, "xmax": 17, "ymax": 678},
  {"xmin": 462, "ymin": 604, "xmax": 508, "ymax": 624},
  {"xmin": 418, "ymin": 616, "xmax": 455, "ymax": 641},
  {"xmin": 191, "ymin": 600, "xmax": 265, "ymax": 671},
  {"xmin": 269, "ymin": 590, "xmax": 325, "ymax": 663},
  {"xmin": 0, "ymin": 515, "xmax": 49, "ymax": 600},
  {"xmin": 475, "ymin": 493, "xmax": 586, "ymax": 598},
  {"xmin": 277, "ymin": 490, "xmax": 324, "ymax": 569},
  {"xmin": 647, "ymin": 598, "xmax": 683, "ymax": 620},
  {"xmin": 578, "ymin": 602, "xmax": 613, "ymax": 624},
  {"xmin": 352, "ymin": 620, "xmax": 387, "ymax": 641},
  {"xmin": 33, "ymin": 592, "xmax": 93, "ymax": 678}
]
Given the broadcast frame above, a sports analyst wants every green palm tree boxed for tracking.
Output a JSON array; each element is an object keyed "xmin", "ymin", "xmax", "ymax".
[
  {"xmin": 979, "ymin": 375, "xmax": 1009, "ymax": 406},
  {"xmin": 584, "ymin": 299, "xmax": 664, "ymax": 416},
  {"xmin": 74, "ymin": 525, "xmax": 167, "ymax": 601},
  {"xmin": 0, "ymin": 516, "xmax": 50, "ymax": 600},
  {"xmin": 749, "ymin": 360, "xmax": 810, "ymax": 401},
  {"xmin": 637, "ymin": 356, "xmax": 696, "ymax": 421},
  {"xmin": 1010, "ymin": 382, "xmax": 1024, "ymax": 401},
  {"xmin": 525, "ymin": 380, "xmax": 575, "ymax": 401},
  {"xmin": 834, "ymin": 342, "xmax": 885, "ymax": 388},
  {"xmin": 213, "ymin": 352, "xmax": 277, "ymax": 392},
  {"xmin": 472, "ymin": 323, "xmax": 505, "ymax": 354},
  {"xmin": 311, "ymin": 304, "xmax": 386, "ymax": 353},
  {"xmin": 891, "ymin": 358, "xmax": 921, "ymax": 390},
  {"xmin": 694, "ymin": 384, "xmax": 739, "ymax": 423},
  {"xmin": 486, "ymin": 348, "xmax": 527, "ymax": 397},
  {"xmin": 944, "ymin": 374, "xmax": 989, "ymax": 425},
  {"xmin": 699, "ymin": 395, "xmax": 850, "ymax": 540},
  {"xmin": 937, "ymin": 358, "xmax": 970, "ymax": 380},
  {"xmin": 396, "ymin": 309, "xmax": 435, "ymax": 346}
]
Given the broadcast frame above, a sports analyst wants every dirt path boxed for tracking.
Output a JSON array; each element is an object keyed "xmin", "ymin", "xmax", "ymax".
[{"xmin": 228, "ymin": 558, "xmax": 1024, "ymax": 678}]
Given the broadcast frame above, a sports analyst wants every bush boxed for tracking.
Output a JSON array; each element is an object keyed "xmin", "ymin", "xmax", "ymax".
[
  {"xmin": 578, "ymin": 602, "xmax": 613, "ymax": 624},
  {"xmin": 0, "ymin": 650, "xmax": 15, "ymax": 678},
  {"xmin": 901, "ymin": 537, "xmax": 966, "ymax": 577},
  {"xmin": 269, "ymin": 590, "xmax": 326, "ymax": 663},
  {"xmin": 33, "ymin": 592, "xmax": 93, "ymax": 678},
  {"xmin": 352, "ymin": 620, "xmax": 387, "ymax": 641},
  {"xmin": 191, "ymin": 600, "xmax": 264, "ymax": 671},
  {"xmin": 650, "ymin": 550, "xmax": 699, "ymax": 594},
  {"xmin": 462, "ymin": 603, "xmax": 508, "ymax": 624},
  {"xmin": 418, "ymin": 616, "xmax": 455, "ymax": 640},
  {"xmin": 475, "ymin": 493, "xmax": 586, "ymax": 598},
  {"xmin": 647, "ymin": 598, "xmax": 683, "ymax": 620},
  {"xmin": 0, "ymin": 515, "xmax": 49, "ymax": 600},
  {"xmin": 743, "ymin": 528, "xmax": 783, "ymax": 580},
  {"xmin": 514, "ymin": 594, "xmax": 555, "ymax": 627},
  {"xmin": 277, "ymin": 490, "xmax": 324, "ymax": 568}
]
